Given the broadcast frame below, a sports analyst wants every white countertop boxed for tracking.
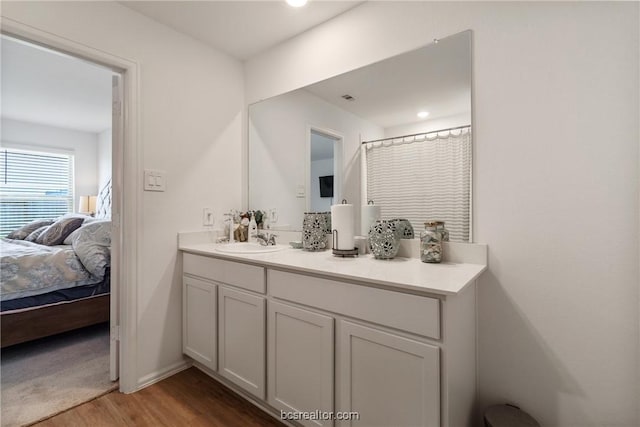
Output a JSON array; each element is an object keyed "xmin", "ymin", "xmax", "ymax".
[{"xmin": 178, "ymin": 240, "xmax": 487, "ymax": 297}]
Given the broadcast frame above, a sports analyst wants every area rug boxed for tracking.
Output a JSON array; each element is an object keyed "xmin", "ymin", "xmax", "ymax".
[{"xmin": 1, "ymin": 323, "xmax": 118, "ymax": 426}]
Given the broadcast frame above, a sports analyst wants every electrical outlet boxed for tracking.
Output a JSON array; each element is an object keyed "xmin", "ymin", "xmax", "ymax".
[{"xmin": 203, "ymin": 208, "xmax": 214, "ymax": 226}]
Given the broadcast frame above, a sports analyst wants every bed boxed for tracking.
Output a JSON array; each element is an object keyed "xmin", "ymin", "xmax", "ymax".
[
  {"xmin": 1, "ymin": 293, "xmax": 110, "ymax": 348},
  {"xmin": 1, "ymin": 217, "xmax": 112, "ymax": 348}
]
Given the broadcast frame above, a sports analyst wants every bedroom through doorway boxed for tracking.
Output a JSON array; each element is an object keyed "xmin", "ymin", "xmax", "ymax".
[{"xmin": 0, "ymin": 34, "xmax": 123, "ymax": 426}]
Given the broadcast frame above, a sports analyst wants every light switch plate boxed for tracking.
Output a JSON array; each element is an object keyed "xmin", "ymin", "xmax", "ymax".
[
  {"xmin": 296, "ymin": 184, "xmax": 305, "ymax": 198},
  {"xmin": 144, "ymin": 170, "xmax": 166, "ymax": 192}
]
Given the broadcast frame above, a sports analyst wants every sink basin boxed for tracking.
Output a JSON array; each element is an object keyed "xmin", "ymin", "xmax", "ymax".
[{"xmin": 215, "ymin": 242, "xmax": 288, "ymax": 254}]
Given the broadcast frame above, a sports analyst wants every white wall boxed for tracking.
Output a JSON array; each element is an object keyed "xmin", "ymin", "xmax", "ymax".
[
  {"xmin": 249, "ymin": 89, "xmax": 383, "ymax": 231},
  {"xmin": 1, "ymin": 118, "xmax": 99, "ymax": 211},
  {"xmin": 97, "ymin": 128, "xmax": 111, "ymax": 191},
  {"xmin": 384, "ymin": 112, "xmax": 470, "ymax": 139},
  {"xmin": 1, "ymin": 1, "xmax": 244, "ymax": 387},
  {"xmin": 310, "ymin": 158, "xmax": 333, "ymax": 212},
  {"xmin": 245, "ymin": 2, "xmax": 640, "ymax": 426}
]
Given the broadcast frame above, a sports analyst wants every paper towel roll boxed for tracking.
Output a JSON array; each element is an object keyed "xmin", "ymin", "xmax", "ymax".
[
  {"xmin": 361, "ymin": 203, "xmax": 381, "ymax": 235},
  {"xmin": 331, "ymin": 203, "xmax": 355, "ymax": 250}
]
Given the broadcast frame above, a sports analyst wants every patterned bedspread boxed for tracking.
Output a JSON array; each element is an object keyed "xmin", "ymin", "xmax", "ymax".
[{"xmin": 0, "ymin": 238, "xmax": 103, "ymax": 301}]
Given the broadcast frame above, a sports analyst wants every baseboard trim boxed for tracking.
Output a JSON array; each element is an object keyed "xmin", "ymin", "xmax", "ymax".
[
  {"xmin": 192, "ymin": 362, "xmax": 297, "ymax": 427},
  {"xmin": 135, "ymin": 359, "xmax": 191, "ymax": 392}
]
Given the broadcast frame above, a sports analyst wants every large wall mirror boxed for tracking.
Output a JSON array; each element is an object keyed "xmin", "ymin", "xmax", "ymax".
[{"xmin": 249, "ymin": 30, "xmax": 472, "ymax": 242}]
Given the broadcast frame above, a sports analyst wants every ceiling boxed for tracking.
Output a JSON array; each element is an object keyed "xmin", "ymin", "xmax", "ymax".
[
  {"xmin": 121, "ymin": 1, "xmax": 364, "ymax": 60},
  {"xmin": 1, "ymin": 3, "xmax": 466, "ymax": 135},
  {"xmin": 1, "ymin": 37, "xmax": 113, "ymax": 133},
  {"xmin": 304, "ymin": 31, "xmax": 471, "ymax": 129},
  {"xmin": 1, "ymin": 2, "xmax": 364, "ymax": 134}
]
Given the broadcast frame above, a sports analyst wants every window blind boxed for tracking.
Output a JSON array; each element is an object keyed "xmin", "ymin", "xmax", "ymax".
[
  {"xmin": 365, "ymin": 128, "xmax": 471, "ymax": 242},
  {"xmin": 0, "ymin": 148, "xmax": 74, "ymax": 236}
]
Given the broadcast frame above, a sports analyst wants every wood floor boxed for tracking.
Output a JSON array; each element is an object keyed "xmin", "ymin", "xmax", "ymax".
[{"xmin": 34, "ymin": 367, "xmax": 285, "ymax": 427}]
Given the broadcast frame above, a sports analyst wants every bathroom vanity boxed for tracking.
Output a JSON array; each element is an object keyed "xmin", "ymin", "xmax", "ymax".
[
  {"xmin": 197, "ymin": 27, "xmax": 480, "ymax": 427},
  {"xmin": 179, "ymin": 233, "xmax": 486, "ymax": 427}
]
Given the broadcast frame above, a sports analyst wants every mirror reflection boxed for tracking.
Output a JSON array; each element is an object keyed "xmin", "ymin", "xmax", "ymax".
[
  {"xmin": 309, "ymin": 130, "xmax": 338, "ymax": 211},
  {"xmin": 249, "ymin": 30, "xmax": 472, "ymax": 241}
]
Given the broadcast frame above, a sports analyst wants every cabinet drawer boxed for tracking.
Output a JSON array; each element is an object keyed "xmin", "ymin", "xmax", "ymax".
[
  {"xmin": 269, "ymin": 270, "xmax": 440, "ymax": 339},
  {"xmin": 184, "ymin": 253, "xmax": 265, "ymax": 294}
]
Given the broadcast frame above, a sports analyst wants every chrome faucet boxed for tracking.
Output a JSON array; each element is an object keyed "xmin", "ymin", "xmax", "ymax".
[{"xmin": 255, "ymin": 232, "xmax": 277, "ymax": 246}]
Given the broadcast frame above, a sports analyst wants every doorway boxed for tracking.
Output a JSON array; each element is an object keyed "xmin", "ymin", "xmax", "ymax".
[
  {"xmin": 0, "ymin": 33, "xmax": 127, "ymax": 423},
  {"xmin": 2, "ymin": 17, "xmax": 140, "ymax": 395},
  {"xmin": 309, "ymin": 128, "xmax": 342, "ymax": 212}
]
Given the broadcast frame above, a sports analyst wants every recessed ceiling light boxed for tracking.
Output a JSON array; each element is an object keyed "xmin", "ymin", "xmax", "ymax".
[
  {"xmin": 417, "ymin": 111, "xmax": 429, "ymax": 119},
  {"xmin": 287, "ymin": 0, "xmax": 307, "ymax": 7}
]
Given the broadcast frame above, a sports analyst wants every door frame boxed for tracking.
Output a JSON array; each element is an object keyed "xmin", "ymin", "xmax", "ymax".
[
  {"xmin": 1, "ymin": 17, "xmax": 141, "ymax": 393},
  {"xmin": 306, "ymin": 126, "xmax": 344, "ymax": 212},
  {"xmin": 110, "ymin": 72, "xmax": 123, "ymax": 382}
]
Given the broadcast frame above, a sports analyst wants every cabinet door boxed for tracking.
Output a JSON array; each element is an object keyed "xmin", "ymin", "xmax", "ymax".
[
  {"xmin": 268, "ymin": 301, "xmax": 334, "ymax": 427},
  {"xmin": 183, "ymin": 276, "xmax": 217, "ymax": 371},
  {"xmin": 337, "ymin": 321, "xmax": 440, "ymax": 427},
  {"xmin": 219, "ymin": 286, "xmax": 266, "ymax": 399}
]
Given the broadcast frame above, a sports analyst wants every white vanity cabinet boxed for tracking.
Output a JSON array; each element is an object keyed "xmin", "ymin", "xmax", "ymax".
[
  {"xmin": 182, "ymin": 276, "xmax": 217, "ymax": 371},
  {"xmin": 337, "ymin": 321, "xmax": 440, "ymax": 427},
  {"xmin": 180, "ymin": 244, "xmax": 485, "ymax": 427},
  {"xmin": 267, "ymin": 300, "xmax": 334, "ymax": 427},
  {"xmin": 218, "ymin": 286, "xmax": 266, "ymax": 399},
  {"xmin": 269, "ymin": 269, "xmax": 446, "ymax": 427},
  {"xmin": 182, "ymin": 253, "xmax": 267, "ymax": 399}
]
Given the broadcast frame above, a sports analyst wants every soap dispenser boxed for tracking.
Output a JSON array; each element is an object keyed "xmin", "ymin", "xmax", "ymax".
[{"xmin": 248, "ymin": 212, "xmax": 258, "ymax": 243}]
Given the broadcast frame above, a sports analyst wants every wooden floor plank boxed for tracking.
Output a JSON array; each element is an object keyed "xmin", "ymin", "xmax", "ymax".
[{"xmin": 32, "ymin": 368, "xmax": 285, "ymax": 427}]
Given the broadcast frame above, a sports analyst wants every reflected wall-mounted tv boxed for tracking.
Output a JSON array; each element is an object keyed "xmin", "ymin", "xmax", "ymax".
[{"xmin": 319, "ymin": 175, "xmax": 334, "ymax": 198}]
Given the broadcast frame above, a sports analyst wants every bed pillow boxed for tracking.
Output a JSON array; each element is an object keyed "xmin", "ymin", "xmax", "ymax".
[
  {"xmin": 72, "ymin": 221, "xmax": 111, "ymax": 278},
  {"xmin": 36, "ymin": 217, "xmax": 84, "ymax": 246},
  {"xmin": 24, "ymin": 225, "xmax": 50, "ymax": 242},
  {"xmin": 60, "ymin": 213, "xmax": 94, "ymax": 223},
  {"xmin": 6, "ymin": 219, "xmax": 54, "ymax": 240},
  {"xmin": 62, "ymin": 218, "xmax": 104, "ymax": 245}
]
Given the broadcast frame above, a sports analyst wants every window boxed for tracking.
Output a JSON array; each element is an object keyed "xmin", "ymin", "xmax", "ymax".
[
  {"xmin": 0, "ymin": 147, "xmax": 74, "ymax": 236},
  {"xmin": 365, "ymin": 128, "xmax": 472, "ymax": 242}
]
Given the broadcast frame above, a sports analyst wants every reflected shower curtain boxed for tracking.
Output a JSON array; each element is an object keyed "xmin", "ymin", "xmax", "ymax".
[{"xmin": 365, "ymin": 128, "xmax": 471, "ymax": 242}]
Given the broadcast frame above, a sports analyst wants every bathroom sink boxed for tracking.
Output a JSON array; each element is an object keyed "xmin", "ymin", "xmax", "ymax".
[{"xmin": 215, "ymin": 242, "xmax": 288, "ymax": 254}]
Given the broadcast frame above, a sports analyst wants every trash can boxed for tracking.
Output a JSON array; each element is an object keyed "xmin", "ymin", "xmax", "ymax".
[{"xmin": 484, "ymin": 404, "xmax": 540, "ymax": 427}]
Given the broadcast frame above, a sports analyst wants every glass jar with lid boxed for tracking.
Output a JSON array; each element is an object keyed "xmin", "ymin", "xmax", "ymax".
[
  {"xmin": 420, "ymin": 221, "xmax": 442, "ymax": 263},
  {"xmin": 435, "ymin": 221, "xmax": 449, "ymax": 242}
]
